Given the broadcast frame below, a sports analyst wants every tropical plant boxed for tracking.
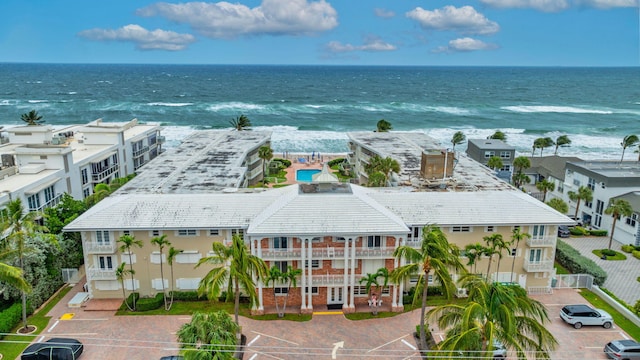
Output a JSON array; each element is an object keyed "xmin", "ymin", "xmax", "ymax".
[
  {"xmin": 258, "ymin": 145, "xmax": 273, "ymax": 182},
  {"xmin": 0, "ymin": 249, "xmax": 30, "ymax": 294},
  {"xmin": 482, "ymin": 233, "xmax": 510, "ymax": 281},
  {"xmin": 451, "ymin": 131, "xmax": 466, "ymax": 151},
  {"xmin": 427, "ymin": 275, "xmax": 557, "ymax": 359},
  {"xmin": 488, "ymin": 130, "xmax": 506, "ymax": 141},
  {"xmin": 229, "ymin": 114, "xmax": 251, "ymax": 131},
  {"xmin": 621, "ymin": 134, "xmax": 639, "ymax": 161},
  {"xmin": 117, "ymin": 234, "xmax": 143, "ymax": 310},
  {"xmin": 533, "ymin": 137, "xmax": 554, "ymax": 157},
  {"xmin": 568, "ymin": 185, "xmax": 593, "ymax": 220},
  {"xmin": 463, "ymin": 243, "xmax": 486, "ymax": 274},
  {"xmin": 166, "ymin": 246, "xmax": 182, "ymax": 310},
  {"xmin": 197, "ymin": 234, "xmax": 268, "ymax": 328},
  {"xmin": 359, "ymin": 272, "xmax": 381, "ymax": 298},
  {"xmin": 535, "ymin": 179, "xmax": 555, "ymax": 202},
  {"xmin": 366, "ymin": 172, "xmax": 386, "ymax": 187},
  {"xmin": 604, "ymin": 199, "xmax": 633, "ymax": 250},
  {"xmin": 554, "ymin": 135, "xmax": 571, "ymax": 155},
  {"xmin": 512, "ymin": 156, "xmax": 531, "ymax": 188},
  {"xmin": 115, "ymin": 262, "xmax": 135, "ymax": 311},
  {"xmin": 176, "ymin": 311, "xmax": 239, "ymax": 360},
  {"xmin": 151, "ymin": 235, "xmax": 171, "ymax": 310},
  {"xmin": 265, "ymin": 265, "xmax": 302, "ymax": 318},
  {"xmin": 486, "ymin": 156, "xmax": 503, "ymax": 171},
  {"xmin": 390, "ymin": 225, "xmax": 466, "ymax": 350},
  {"xmin": 509, "ymin": 228, "xmax": 530, "ymax": 283},
  {"xmin": 546, "ymin": 198, "xmax": 569, "ymax": 214},
  {"xmin": 20, "ymin": 110, "xmax": 44, "ymax": 126},
  {"xmin": 364, "ymin": 155, "xmax": 400, "ymax": 187},
  {"xmin": 376, "ymin": 119, "xmax": 392, "ymax": 132}
]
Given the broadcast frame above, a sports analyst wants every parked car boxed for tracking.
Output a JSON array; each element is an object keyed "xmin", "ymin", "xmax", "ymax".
[
  {"xmin": 559, "ymin": 304, "xmax": 613, "ymax": 329},
  {"xmin": 21, "ymin": 338, "xmax": 83, "ymax": 360},
  {"xmin": 159, "ymin": 357, "xmax": 184, "ymax": 360},
  {"xmin": 604, "ymin": 339, "xmax": 640, "ymax": 359},
  {"xmin": 492, "ymin": 340, "xmax": 507, "ymax": 359},
  {"xmin": 558, "ymin": 225, "xmax": 571, "ymax": 238}
]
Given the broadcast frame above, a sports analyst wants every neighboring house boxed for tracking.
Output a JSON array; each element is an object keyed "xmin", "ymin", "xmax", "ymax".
[
  {"xmin": 527, "ymin": 155, "xmax": 583, "ymax": 202},
  {"xmin": 0, "ymin": 119, "xmax": 161, "ymax": 213},
  {"xmin": 610, "ymin": 192, "xmax": 640, "ymax": 246},
  {"xmin": 466, "ymin": 139, "xmax": 515, "ymax": 182}
]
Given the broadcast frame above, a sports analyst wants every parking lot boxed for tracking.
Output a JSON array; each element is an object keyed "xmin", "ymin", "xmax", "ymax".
[{"xmin": 27, "ymin": 282, "xmax": 632, "ymax": 359}]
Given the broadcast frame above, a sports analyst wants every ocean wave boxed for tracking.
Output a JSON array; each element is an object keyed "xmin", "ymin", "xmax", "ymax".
[
  {"xmin": 502, "ymin": 105, "xmax": 613, "ymax": 114},
  {"xmin": 206, "ymin": 102, "xmax": 266, "ymax": 112},
  {"xmin": 147, "ymin": 102, "xmax": 194, "ymax": 107},
  {"xmin": 28, "ymin": 100, "xmax": 48, "ymax": 103},
  {"xmin": 0, "ymin": 100, "xmax": 19, "ymax": 106}
]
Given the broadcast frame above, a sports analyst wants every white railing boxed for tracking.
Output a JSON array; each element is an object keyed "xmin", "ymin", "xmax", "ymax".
[
  {"xmin": 355, "ymin": 247, "xmax": 395, "ymax": 258},
  {"xmin": 132, "ymin": 146, "xmax": 149, "ymax": 158},
  {"xmin": 523, "ymin": 259, "xmax": 554, "ymax": 272},
  {"xmin": 312, "ymin": 247, "xmax": 345, "ymax": 259},
  {"xmin": 311, "ymin": 274, "xmax": 345, "ymax": 286},
  {"xmin": 261, "ymin": 249, "xmax": 301, "ymax": 260},
  {"xmin": 526, "ymin": 236, "xmax": 556, "ymax": 247},
  {"xmin": 405, "ymin": 240, "xmax": 421, "ymax": 248},
  {"xmin": 91, "ymin": 164, "xmax": 118, "ymax": 182},
  {"xmin": 30, "ymin": 193, "xmax": 64, "ymax": 212},
  {"xmin": 527, "ymin": 286, "xmax": 553, "ymax": 295},
  {"xmin": 87, "ymin": 266, "xmax": 116, "ymax": 280},
  {"xmin": 84, "ymin": 241, "xmax": 116, "ymax": 254}
]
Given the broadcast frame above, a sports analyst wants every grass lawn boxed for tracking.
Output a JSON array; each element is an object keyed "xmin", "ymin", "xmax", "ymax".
[
  {"xmin": 554, "ymin": 261, "xmax": 571, "ymax": 274},
  {"xmin": 592, "ymin": 249, "xmax": 627, "ymax": 260},
  {"xmin": 578, "ymin": 289, "xmax": 640, "ymax": 342},
  {"xmin": 0, "ymin": 285, "xmax": 72, "ymax": 360}
]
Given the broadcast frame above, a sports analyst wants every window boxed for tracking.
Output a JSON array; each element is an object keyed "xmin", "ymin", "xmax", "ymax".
[
  {"xmin": 81, "ymin": 168, "xmax": 89, "ymax": 185},
  {"xmin": 367, "ymin": 235, "xmax": 382, "ymax": 248},
  {"xmin": 451, "ymin": 226, "xmax": 471, "ymax": 232},
  {"xmin": 499, "ymin": 151, "xmax": 511, "ymax": 159},
  {"xmin": 588, "ymin": 178, "xmax": 596, "ymax": 191},
  {"xmin": 529, "ymin": 249, "xmax": 542, "ymax": 262},
  {"xmin": 408, "ymin": 227, "xmax": 420, "ymax": 240},
  {"xmin": 304, "ymin": 259, "xmax": 320, "ymax": 269},
  {"xmin": 97, "ymin": 255, "xmax": 114, "ymax": 270},
  {"xmin": 573, "ymin": 179, "xmax": 581, "ymax": 186},
  {"xmin": 484, "ymin": 151, "xmax": 495, "ymax": 159},
  {"xmin": 485, "ymin": 226, "xmax": 495, "ymax": 232},
  {"xmin": 274, "ymin": 287, "xmax": 288, "ymax": 296},
  {"xmin": 152, "ymin": 230, "xmax": 160, "ymax": 237},
  {"xmin": 274, "ymin": 261, "xmax": 288, "ymax": 272},
  {"xmin": 123, "ymin": 230, "xmax": 130, "ymax": 236},
  {"xmin": 27, "ymin": 194, "xmax": 41, "ymax": 211},
  {"xmin": 305, "ymin": 286, "xmax": 319, "ymax": 295},
  {"xmin": 96, "ymin": 231, "xmax": 110, "ymax": 244},
  {"xmin": 176, "ymin": 251, "xmax": 202, "ymax": 264},
  {"xmin": 44, "ymin": 185, "xmax": 55, "ymax": 203},
  {"xmin": 312, "ymin": 237, "xmax": 322, "ymax": 242},
  {"xmin": 500, "ymin": 165, "xmax": 511, "ymax": 172},
  {"xmin": 209, "ymin": 229, "xmax": 219, "ymax": 236},
  {"xmin": 353, "ymin": 286, "xmax": 368, "ymax": 295},
  {"xmin": 532, "ymin": 225, "xmax": 545, "ymax": 238},
  {"xmin": 232, "ymin": 229, "xmax": 244, "ymax": 239},
  {"xmin": 83, "ymin": 188, "xmax": 90, "ymax": 198},
  {"xmin": 273, "ymin": 237, "xmax": 288, "ymax": 250},
  {"xmin": 176, "ymin": 278, "xmax": 201, "ymax": 290},
  {"xmin": 334, "ymin": 236, "xmax": 346, "ymax": 242},
  {"xmin": 510, "ymin": 248, "xmax": 517, "ymax": 256},
  {"xmin": 626, "ymin": 213, "xmax": 637, "ymax": 227},
  {"xmin": 150, "ymin": 252, "xmax": 165, "ymax": 264},
  {"xmin": 177, "ymin": 229, "xmax": 197, "ymax": 236}
]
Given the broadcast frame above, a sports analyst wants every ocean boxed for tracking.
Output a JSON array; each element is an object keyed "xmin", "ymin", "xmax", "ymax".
[{"xmin": 1, "ymin": 63, "xmax": 639, "ymax": 159}]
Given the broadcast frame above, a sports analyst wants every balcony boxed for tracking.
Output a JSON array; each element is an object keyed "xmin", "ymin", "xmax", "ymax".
[
  {"xmin": 157, "ymin": 136, "xmax": 165, "ymax": 144},
  {"xmin": 311, "ymin": 274, "xmax": 345, "ymax": 286},
  {"xmin": 312, "ymin": 247, "xmax": 344, "ymax": 259},
  {"xmin": 85, "ymin": 241, "xmax": 116, "ymax": 254},
  {"xmin": 87, "ymin": 266, "xmax": 116, "ymax": 280},
  {"xmin": 29, "ymin": 193, "xmax": 63, "ymax": 212},
  {"xmin": 261, "ymin": 247, "xmax": 393, "ymax": 260},
  {"xmin": 91, "ymin": 164, "xmax": 119, "ymax": 182},
  {"xmin": 262, "ymin": 249, "xmax": 301, "ymax": 260},
  {"xmin": 132, "ymin": 146, "xmax": 149, "ymax": 158},
  {"xmin": 526, "ymin": 236, "xmax": 556, "ymax": 247},
  {"xmin": 523, "ymin": 259, "xmax": 554, "ymax": 272},
  {"xmin": 355, "ymin": 247, "xmax": 395, "ymax": 258},
  {"xmin": 405, "ymin": 240, "xmax": 421, "ymax": 248}
]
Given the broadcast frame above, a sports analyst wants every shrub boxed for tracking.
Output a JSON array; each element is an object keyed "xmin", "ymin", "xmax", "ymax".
[
  {"xmin": 0, "ymin": 303, "xmax": 23, "ymax": 339},
  {"xmin": 555, "ymin": 240, "xmax": 607, "ymax": 285},
  {"xmin": 635, "ymin": 299, "xmax": 640, "ymax": 315},
  {"xmin": 427, "ymin": 286, "xmax": 443, "ymax": 296},
  {"xmin": 633, "ymin": 250, "xmax": 640, "ymax": 260},
  {"xmin": 601, "ymin": 249, "xmax": 617, "ymax": 257},
  {"xmin": 328, "ymin": 158, "xmax": 346, "ymax": 167},
  {"xmin": 136, "ymin": 293, "xmax": 164, "ymax": 312},
  {"xmin": 272, "ymin": 158, "xmax": 291, "ymax": 168},
  {"xmin": 570, "ymin": 226, "xmax": 589, "ymax": 236},
  {"xmin": 170, "ymin": 291, "xmax": 205, "ymax": 301},
  {"xmin": 621, "ymin": 245, "xmax": 635, "ymax": 253},
  {"xmin": 589, "ymin": 229, "xmax": 608, "ymax": 237}
]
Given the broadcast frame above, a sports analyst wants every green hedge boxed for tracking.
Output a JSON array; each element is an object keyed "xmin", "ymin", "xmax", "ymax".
[
  {"xmin": 633, "ymin": 250, "xmax": 640, "ymax": 260},
  {"xmin": 136, "ymin": 293, "xmax": 164, "ymax": 312},
  {"xmin": 271, "ymin": 158, "xmax": 291, "ymax": 168},
  {"xmin": 556, "ymin": 240, "xmax": 607, "ymax": 285},
  {"xmin": 601, "ymin": 249, "xmax": 617, "ymax": 257},
  {"xmin": 0, "ymin": 303, "xmax": 23, "ymax": 338},
  {"xmin": 589, "ymin": 229, "xmax": 608, "ymax": 236},
  {"xmin": 570, "ymin": 226, "xmax": 589, "ymax": 236},
  {"xmin": 328, "ymin": 158, "xmax": 346, "ymax": 167},
  {"xmin": 170, "ymin": 291, "xmax": 206, "ymax": 301},
  {"xmin": 622, "ymin": 245, "xmax": 635, "ymax": 253}
]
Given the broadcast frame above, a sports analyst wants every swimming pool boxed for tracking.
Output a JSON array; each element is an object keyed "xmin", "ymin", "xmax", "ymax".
[{"xmin": 296, "ymin": 169, "xmax": 321, "ymax": 182}]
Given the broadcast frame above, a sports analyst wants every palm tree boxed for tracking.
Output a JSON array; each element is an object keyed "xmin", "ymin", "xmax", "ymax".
[
  {"xmin": 620, "ymin": 134, "xmax": 639, "ymax": 161},
  {"xmin": 554, "ymin": 135, "xmax": 571, "ymax": 155},
  {"xmin": 359, "ymin": 272, "xmax": 381, "ymax": 298},
  {"xmin": 197, "ymin": 234, "xmax": 267, "ymax": 328},
  {"xmin": 427, "ymin": 275, "xmax": 557, "ymax": 359},
  {"xmin": 177, "ymin": 311, "xmax": 239, "ymax": 360},
  {"xmin": 533, "ymin": 137, "xmax": 554, "ymax": 157},
  {"xmin": 265, "ymin": 265, "xmax": 302, "ymax": 318},
  {"xmin": 390, "ymin": 225, "xmax": 466, "ymax": 350},
  {"xmin": 486, "ymin": 156, "xmax": 503, "ymax": 171},
  {"xmin": 604, "ymin": 199, "xmax": 633, "ymax": 250},
  {"xmin": 488, "ymin": 130, "xmax": 507, "ymax": 141},
  {"xmin": 150, "ymin": 235, "xmax": 171, "ymax": 310},
  {"xmin": 265, "ymin": 266, "xmax": 285, "ymax": 316},
  {"xmin": 229, "ymin": 114, "xmax": 251, "ymax": 131},
  {"xmin": 376, "ymin": 119, "xmax": 392, "ymax": 132},
  {"xmin": 365, "ymin": 155, "xmax": 400, "ymax": 187},
  {"xmin": 117, "ymin": 234, "xmax": 143, "ymax": 310},
  {"xmin": 546, "ymin": 198, "xmax": 569, "ymax": 214},
  {"xmin": 451, "ymin": 131, "xmax": 466, "ymax": 151},
  {"xmin": 509, "ymin": 228, "xmax": 530, "ymax": 283},
  {"xmin": 0, "ymin": 249, "xmax": 30, "ymax": 294},
  {"xmin": 258, "ymin": 145, "xmax": 273, "ymax": 182},
  {"xmin": 166, "ymin": 246, "xmax": 182, "ymax": 310},
  {"xmin": 20, "ymin": 110, "xmax": 44, "ymax": 126},
  {"xmin": 536, "ymin": 179, "xmax": 555, "ymax": 202},
  {"xmin": 568, "ymin": 185, "xmax": 593, "ymax": 220},
  {"xmin": 483, "ymin": 233, "xmax": 508, "ymax": 281},
  {"xmin": 278, "ymin": 265, "xmax": 301, "ymax": 317},
  {"xmin": 463, "ymin": 243, "xmax": 486, "ymax": 274},
  {"xmin": 115, "ymin": 262, "xmax": 135, "ymax": 311},
  {"xmin": 512, "ymin": 156, "xmax": 531, "ymax": 188}
]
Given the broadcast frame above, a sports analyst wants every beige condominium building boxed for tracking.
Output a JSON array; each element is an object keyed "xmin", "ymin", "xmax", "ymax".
[{"xmin": 64, "ymin": 130, "xmax": 572, "ymax": 314}]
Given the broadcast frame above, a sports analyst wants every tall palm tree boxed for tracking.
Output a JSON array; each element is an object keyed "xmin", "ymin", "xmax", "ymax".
[
  {"xmin": 177, "ymin": 311, "xmax": 239, "ymax": 360},
  {"xmin": 365, "ymin": 155, "xmax": 400, "ymax": 187},
  {"xmin": 197, "ymin": 234, "xmax": 267, "ymax": 328},
  {"xmin": 509, "ymin": 228, "xmax": 530, "ymax": 283},
  {"xmin": 376, "ymin": 119, "xmax": 392, "ymax": 132},
  {"xmin": 166, "ymin": 246, "xmax": 182, "ymax": 310},
  {"xmin": 427, "ymin": 275, "xmax": 557, "ymax": 359},
  {"xmin": 488, "ymin": 130, "xmax": 507, "ymax": 141},
  {"xmin": 229, "ymin": 114, "xmax": 251, "ymax": 131},
  {"xmin": 546, "ymin": 198, "xmax": 569, "ymax": 214},
  {"xmin": 554, "ymin": 135, "xmax": 571, "ymax": 155},
  {"xmin": 451, "ymin": 131, "xmax": 466, "ymax": 151},
  {"xmin": 20, "ymin": 110, "xmax": 44, "ymax": 126},
  {"xmin": 533, "ymin": 137, "xmax": 554, "ymax": 157},
  {"xmin": 390, "ymin": 225, "xmax": 466, "ymax": 350},
  {"xmin": 512, "ymin": 156, "xmax": 531, "ymax": 188},
  {"xmin": 151, "ymin": 235, "xmax": 171, "ymax": 310},
  {"xmin": 483, "ymin": 233, "xmax": 507, "ymax": 281},
  {"xmin": 620, "ymin": 134, "xmax": 639, "ymax": 161},
  {"xmin": 486, "ymin": 156, "xmax": 503, "ymax": 171},
  {"xmin": 568, "ymin": 185, "xmax": 593, "ymax": 221},
  {"xmin": 463, "ymin": 243, "xmax": 486, "ymax": 274},
  {"xmin": 0, "ymin": 249, "xmax": 30, "ymax": 294},
  {"xmin": 118, "ymin": 234, "xmax": 143, "ymax": 310},
  {"xmin": 536, "ymin": 179, "xmax": 555, "ymax": 202},
  {"xmin": 258, "ymin": 145, "xmax": 273, "ymax": 183},
  {"xmin": 604, "ymin": 199, "xmax": 633, "ymax": 250},
  {"xmin": 359, "ymin": 272, "xmax": 381, "ymax": 298},
  {"xmin": 115, "ymin": 262, "xmax": 135, "ymax": 311},
  {"xmin": 265, "ymin": 265, "xmax": 302, "ymax": 318}
]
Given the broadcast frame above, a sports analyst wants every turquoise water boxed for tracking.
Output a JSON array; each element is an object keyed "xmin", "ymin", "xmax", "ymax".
[{"xmin": 296, "ymin": 169, "xmax": 321, "ymax": 182}]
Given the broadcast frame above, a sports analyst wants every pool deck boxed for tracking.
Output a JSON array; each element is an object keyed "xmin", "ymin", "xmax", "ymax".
[{"xmin": 278, "ymin": 154, "xmax": 343, "ymax": 186}]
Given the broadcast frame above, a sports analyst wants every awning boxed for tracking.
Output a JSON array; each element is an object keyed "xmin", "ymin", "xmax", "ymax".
[{"xmin": 25, "ymin": 178, "xmax": 61, "ymax": 195}]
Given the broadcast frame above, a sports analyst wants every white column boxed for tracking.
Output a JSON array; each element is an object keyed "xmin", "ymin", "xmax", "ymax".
[
  {"xmin": 342, "ymin": 236, "xmax": 350, "ymax": 310},
  {"xmin": 399, "ymin": 236, "xmax": 405, "ymax": 302},
  {"xmin": 349, "ymin": 237, "xmax": 356, "ymax": 309},
  {"xmin": 301, "ymin": 237, "xmax": 306, "ymax": 309},
  {"xmin": 256, "ymin": 239, "xmax": 263, "ymax": 311},
  {"xmin": 307, "ymin": 238, "xmax": 313, "ymax": 308},
  {"xmin": 392, "ymin": 237, "xmax": 399, "ymax": 308}
]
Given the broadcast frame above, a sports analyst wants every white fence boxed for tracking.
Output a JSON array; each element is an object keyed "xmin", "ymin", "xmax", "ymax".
[{"xmin": 553, "ymin": 274, "xmax": 593, "ymax": 289}]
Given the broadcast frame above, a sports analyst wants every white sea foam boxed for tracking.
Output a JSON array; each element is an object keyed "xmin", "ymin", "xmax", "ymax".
[
  {"xmin": 207, "ymin": 102, "xmax": 266, "ymax": 112},
  {"xmin": 147, "ymin": 102, "xmax": 194, "ymax": 107},
  {"xmin": 67, "ymin": 92, "xmax": 77, "ymax": 95},
  {"xmin": 28, "ymin": 100, "xmax": 48, "ymax": 103},
  {"xmin": 502, "ymin": 105, "xmax": 613, "ymax": 114},
  {"xmin": 0, "ymin": 100, "xmax": 19, "ymax": 106}
]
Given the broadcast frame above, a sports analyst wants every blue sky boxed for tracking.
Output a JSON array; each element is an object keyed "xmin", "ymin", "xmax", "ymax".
[{"xmin": 0, "ymin": 0, "xmax": 638, "ymax": 66}]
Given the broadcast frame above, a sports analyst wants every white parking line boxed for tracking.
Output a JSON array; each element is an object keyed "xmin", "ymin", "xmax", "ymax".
[
  {"xmin": 367, "ymin": 334, "xmax": 408, "ymax": 353},
  {"xmin": 48, "ymin": 320, "xmax": 59, "ymax": 332},
  {"xmin": 248, "ymin": 354, "xmax": 258, "ymax": 360},
  {"xmin": 620, "ymin": 332, "xmax": 629, "ymax": 339},
  {"xmin": 247, "ymin": 335, "xmax": 261, "ymax": 347},
  {"xmin": 250, "ymin": 331, "xmax": 299, "ymax": 345},
  {"xmin": 401, "ymin": 339, "xmax": 417, "ymax": 350}
]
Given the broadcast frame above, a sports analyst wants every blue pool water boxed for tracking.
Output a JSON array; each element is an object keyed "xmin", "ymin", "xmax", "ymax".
[{"xmin": 296, "ymin": 169, "xmax": 321, "ymax": 182}]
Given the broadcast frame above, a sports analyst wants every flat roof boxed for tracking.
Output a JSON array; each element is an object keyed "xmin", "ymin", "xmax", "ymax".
[
  {"xmin": 116, "ymin": 130, "xmax": 272, "ymax": 194},
  {"xmin": 567, "ymin": 161, "xmax": 640, "ymax": 179},
  {"xmin": 468, "ymin": 138, "xmax": 515, "ymax": 150},
  {"xmin": 0, "ymin": 169, "xmax": 63, "ymax": 195}
]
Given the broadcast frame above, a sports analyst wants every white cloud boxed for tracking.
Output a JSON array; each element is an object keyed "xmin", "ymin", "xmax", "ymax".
[
  {"xmin": 137, "ymin": 0, "xmax": 338, "ymax": 38},
  {"xmin": 374, "ymin": 8, "xmax": 396, "ymax": 18},
  {"xmin": 325, "ymin": 36, "xmax": 397, "ymax": 53},
  {"xmin": 433, "ymin": 37, "xmax": 498, "ymax": 53},
  {"xmin": 575, "ymin": 0, "xmax": 638, "ymax": 8},
  {"xmin": 406, "ymin": 6, "xmax": 499, "ymax": 35},
  {"xmin": 78, "ymin": 24, "xmax": 196, "ymax": 51},
  {"xmin": 479, "ymin": 0, "xmax": 570, "ymax": 12}
]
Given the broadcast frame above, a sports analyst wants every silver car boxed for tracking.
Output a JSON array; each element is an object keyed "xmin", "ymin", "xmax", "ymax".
[
  {"xmin": 604, "ymin": 340, "xmax": 640, "ymax": 359},
  {"xmin": 560, "ymin": 304, "xmax": 613, "ymax": 329}
]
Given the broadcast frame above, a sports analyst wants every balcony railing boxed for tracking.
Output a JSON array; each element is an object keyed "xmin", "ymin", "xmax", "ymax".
[
  {"xmin": 261, "ymin": 247, "xmax": 393, "ymax": 260},
  {"xmin": 526, "ymin": 236, "xmax": 556, "ymax": 247},
  {"xmin": 262, "ymin": 249, "xmax": 302, "ymax": 260},
  {"xmin": 311, "ymin": 274, "xmax": 345, "ymax": 286},
  {"xmin": 30, "ymin": 193, "xmax": 63, "ymax": 212},
  {"xmin": 87, "ymin": 266, "xmax": 116, "ymax": 280},
  {"xmin": 132, "ymin": 146, "xmax": 149, "ymax": 158},
  {"xmin": 312, "ymin": 247, "xmax": 344, "ymax": 259},
  {"xmin": 91, "ymin": 164, "xmax": 119, "ymax": 182},
  {"xmin": 523, "ymin": 259, "xmax": 554, "ymax": 272},
  {"xmin": 355, "ymin": 247, "xmax": 395, "ymax": 258},
  {"xmin": 405, "ymin": 240, "xmax": 422, "ymax": 248},
  {"xmin": 85, "ymin": 241, "xmax": 116, "ymax": 254}
]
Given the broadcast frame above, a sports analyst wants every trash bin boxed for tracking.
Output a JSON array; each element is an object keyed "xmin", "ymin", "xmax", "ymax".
[{"xmin": 551, "ymin": 278, "xmax": 557, "ymax": 288}]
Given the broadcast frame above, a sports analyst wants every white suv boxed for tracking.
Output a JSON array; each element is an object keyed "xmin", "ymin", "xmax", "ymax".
[{"xmin": 560, "ymin": 304, "xmax": 613, "ymax": 329}]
